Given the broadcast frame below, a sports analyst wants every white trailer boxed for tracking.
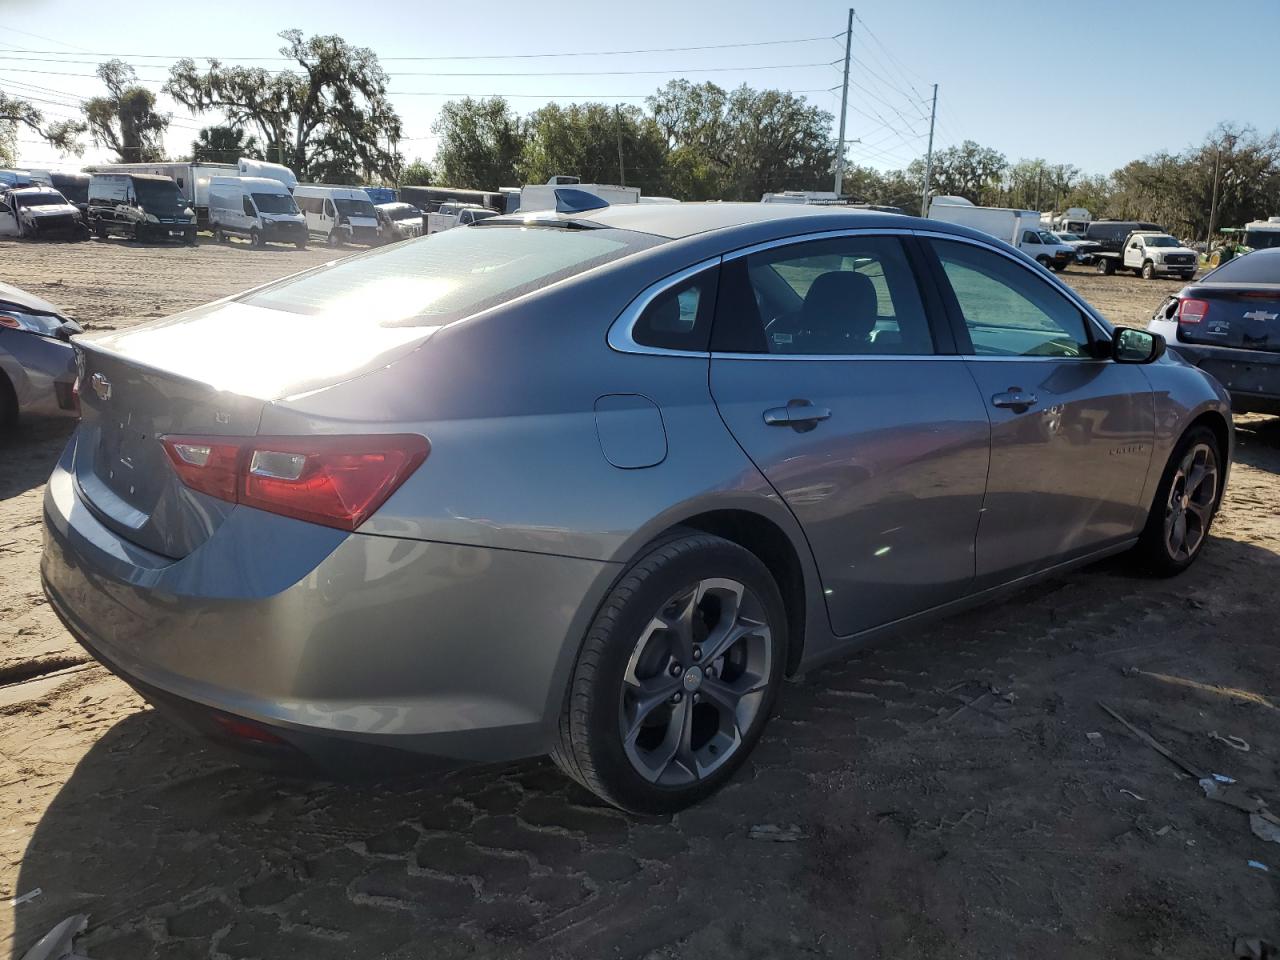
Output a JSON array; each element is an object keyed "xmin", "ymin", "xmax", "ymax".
[
  {"xmin": 237, "ymin": 157, "xmax": 298, "ymax": 192},
  {"xmin": 81, "ymin": 161, "xmax": 237, "ymax": 225},
  {"xmin": 1053, "ymin": 207, "xmax": 1092, "ymax": 234},
  {"xmin": 1244, "ymin": 217, "xmax": 1280, "ymax": 251},
  {"xmin": 928, "ymin": 197, "xmax": 1077, "ymax": 272}
]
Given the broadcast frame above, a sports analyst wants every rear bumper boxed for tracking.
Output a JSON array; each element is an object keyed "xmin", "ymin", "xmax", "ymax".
[
  {"xmin": 1168, "ymin": 341, "xmax": 1280, "ymax": 413},
  {"xmin": 41, "ymin": 434, "xmax": 616, "ymax": 772}
]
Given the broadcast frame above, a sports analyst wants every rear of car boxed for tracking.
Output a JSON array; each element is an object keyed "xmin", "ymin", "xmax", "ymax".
[
  {"xmin": 0, "ymin": 283, "xmax": 80, "ymax": 430},
  {"xmin": 1150, "ymin": 248, "xmax": 1280, "ymax": 414},
  {"xmin": 41, "ymin": 223, "xmax": 664, "ymax": 770}
]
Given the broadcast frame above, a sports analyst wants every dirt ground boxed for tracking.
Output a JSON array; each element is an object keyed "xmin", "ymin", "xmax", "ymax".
[{"xmin": 1, "ymin": 238, "xmax": 1278, "ymax": 960}]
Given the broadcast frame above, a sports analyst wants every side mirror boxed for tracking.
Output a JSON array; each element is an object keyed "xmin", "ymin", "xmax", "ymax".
[{"xmin": 1110, "ymin": 326, "xmax": 1166, "ymax": 364}]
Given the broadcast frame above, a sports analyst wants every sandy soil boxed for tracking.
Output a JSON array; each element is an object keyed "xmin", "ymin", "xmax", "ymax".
[{"xmin": 1, "ymin": 240, "xmax": 1277, "ymax": 959}]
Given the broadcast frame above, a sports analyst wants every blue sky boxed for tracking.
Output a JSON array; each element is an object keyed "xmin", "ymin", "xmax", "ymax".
[{"xmin": 5, "ymin": 0, "xmax": 1277, "ymax": 177}]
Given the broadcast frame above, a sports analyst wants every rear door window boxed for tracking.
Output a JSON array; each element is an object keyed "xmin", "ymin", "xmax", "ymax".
[{"xmin": 712, "ymin": 235, "xmax": 935, "ymax": 355}]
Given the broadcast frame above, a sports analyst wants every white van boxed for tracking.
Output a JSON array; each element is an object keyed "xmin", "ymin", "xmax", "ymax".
[
  {"xmin": 208, "ymin": 177, "xmax": 307, "ymax": 249},
  {"xmin": 292, "ymin": 184, "xmax": 379, "ymax": 246},
  {"xmin": 928, "ymin": 197, "xmax": 1077, "ymax": 272}
]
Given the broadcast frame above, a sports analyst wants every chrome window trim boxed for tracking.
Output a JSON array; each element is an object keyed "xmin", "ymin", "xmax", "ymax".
[
  {"xmin": 606, "ymin": 256, "xmax": 722, "ymax": 357},
  {"xmin": 721, "ymin": 226, "xmax": 915, "ymax": 262},
  {"xmin": 607, "ymin": 226, "xmax": 1114, "ymax": 360},
  {"xmin": 710, "ymin": 352, "xmax": 964, "ymax": 362}
]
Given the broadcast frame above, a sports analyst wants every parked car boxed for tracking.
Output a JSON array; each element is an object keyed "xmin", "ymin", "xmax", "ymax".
[
  {"xmin": 292, "ymin": 184, "xmax": 379, "ymax": 246},
  {"xmin": 87, "ymin": 173, "xmax": 196, "ymax": 244},
  {"xmin": 1053, "ymin": 231, "xmax": 1102, "ymax": 264},
  {"xmin": 1095, "ymin": 231, "xmax": 1198, "ymax": 280},
  {"xmin": 42, "ymin": 202, "xmax": 1232, "ymax": 813},
  {"xmin": 0, "ymin": 281, "xmax": 81, "ymax": 435},
  {"xmin": 425, "ymin": 201, "xmax": 497, "ymax": 234},
  {"xmin": 375, "ymin": 201, "xmax": 425, "ymax": 242},
  {"xmin": 1149, "ymin": 247, "xmax": 1280, "ymax": 415},
  {"xmin": 209, "ymin": 177, "xmax": 307, "ymax": 249},
  {"xmin": 927, "ymin": 198, "xmax": 1075, "ymax": 271},
  {"xmin": 0, "ymin": 187, "xmax": 87, "ymax": 240}
]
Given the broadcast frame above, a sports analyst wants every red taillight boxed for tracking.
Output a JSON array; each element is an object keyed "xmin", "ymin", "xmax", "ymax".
[
  {"xmin": 159, "ymin": 433, "xmax": 429, "ymax": 531},
  {"xmin": 160, "ymin": 437, "xmax": 242, "ymax": 502},
  {"xmin": 212, "ymin": 713, "xmax": 286, "ymax": 745},
  {"xmin": 1177, "ymin": 298, "xmax": 1210, "ymax": 324}
]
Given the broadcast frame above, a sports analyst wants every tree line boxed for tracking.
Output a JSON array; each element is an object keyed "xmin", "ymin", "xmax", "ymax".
[{"xmin": 2, "ymin": 29, "xmax": 1277, "ymax": 237}]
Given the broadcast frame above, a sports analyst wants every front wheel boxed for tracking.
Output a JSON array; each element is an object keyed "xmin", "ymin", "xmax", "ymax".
[
  {"xmin": 551, "ymin": 532, "xmax": 786, "ymax": 814},
  {"xmin": 213, "ymin": 226, "xmax": 226, "ymax": 243},
  {"xmin": 1141, "ymin": 261, "xmax": 1156, "ymax": 280},
  {"xmin": 250, "ymin": 229, "xmax": 264, "ymax": 249},
  {"xmin": 326, "ymin": 230, "xmax": 343, "ymax": 248},
  {"xmin": 295, "ymin": 239, "xmax": 308, "ymax": 251},
  {"xmin": 94, "ymin": 218, "xmax": 108, "ymax": 239},
  {"xmin": 1134, "ymin": 426, "xmax": 1222, "ymax": 575},
  {"xmin": 1036, "ymin": 256, "xmax": 1051, "ymax": 270}
]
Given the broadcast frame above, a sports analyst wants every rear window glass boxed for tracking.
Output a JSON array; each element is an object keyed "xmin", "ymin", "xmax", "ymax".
[
  {"xmin": 242, "ymin": 225, "xmax": 659, "ymax": 327},
  {"xmin": 1205, "ymin": 250, "xmax": 1280, "ymax": 284}
]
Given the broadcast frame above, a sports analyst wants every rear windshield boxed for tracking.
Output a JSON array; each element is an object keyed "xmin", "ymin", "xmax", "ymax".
[
  {"xmin": 252, "ymin": 192, "xmax": 297, "ymax": 214},
  {"xmin": 241, "ymin": 224, "xmax": 660, "ymax": 327},
  {"xmin": 1204, "ymin": 250, "xmax": 1280, "ymax": 284}
]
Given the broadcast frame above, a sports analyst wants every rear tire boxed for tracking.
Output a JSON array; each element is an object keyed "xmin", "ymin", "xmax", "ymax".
[
  {"xmin": 93, "ymin": 218, "xmax": 107, "ymax": 239},
  {"xmin": 1097, "ymin": 258, "xmax": 1115, "ymax": 275},
  {"xmin": 551, "ymin": 531, "xmax": 787, "ymax": 814},
  {"xmin": 214, "ymin": 226, "xmax": 226, "ymax": 243},
  {"xmin": 1134, "ymin": 425, "xmax": 1222, "ymax": 576}
]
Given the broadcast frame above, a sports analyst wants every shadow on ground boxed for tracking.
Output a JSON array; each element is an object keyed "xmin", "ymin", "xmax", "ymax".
[{"xmin": 10, "ymin": 530, "xmax": 1280, "ymax": 959}]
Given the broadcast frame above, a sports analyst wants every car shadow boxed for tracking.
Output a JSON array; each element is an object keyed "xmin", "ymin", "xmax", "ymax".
[
  {"xmin": 10, "ymin": 532, "xmax": 1280, "ymax": 959},
  {"xmin": 1233, "ymin": 413, "xmax": 1280, "ymax": 474},
  {"xmin": 0, "ymin": 418, "xmax": 74, "ymax": 501}
]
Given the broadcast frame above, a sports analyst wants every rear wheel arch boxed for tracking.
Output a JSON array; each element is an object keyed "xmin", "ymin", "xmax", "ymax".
[{"xmin": 671, "ymin": 509, "xmax": 807, "ymax": 676}]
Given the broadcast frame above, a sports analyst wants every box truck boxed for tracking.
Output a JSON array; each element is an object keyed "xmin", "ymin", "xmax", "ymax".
[{"xmin": 928, "ymin": 197, "xmax": 1076, "ymax": 271}]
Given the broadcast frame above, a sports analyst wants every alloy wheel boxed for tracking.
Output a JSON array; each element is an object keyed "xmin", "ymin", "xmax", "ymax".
[
  {"xmin": 619, "ymin": 578, "xmax": 772, "ymax": 786},
  {"xmin": 1164, "ymin": 442, "xmax": 1218, "ymax": 562}
]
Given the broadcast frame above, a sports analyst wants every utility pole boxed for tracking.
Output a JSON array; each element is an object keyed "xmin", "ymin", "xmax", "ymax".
[
  {"xmin": 833, "ymin": 8, "xmax": 853, "ymax": 196},
  {"xmin": 615, "ymin": 105, "xmax": 626, "ymax": 187},
  {"xmin": 1206, "ymin": 143, "xmax": 1223, "ymax": 246},
  {"xmin": 920, "ymin": 83, "xmax": 938, "ymax": 217}
]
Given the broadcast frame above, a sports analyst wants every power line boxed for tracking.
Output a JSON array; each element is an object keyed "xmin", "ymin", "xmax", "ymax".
[
  {"xmin": 0, "ymin": 35, "xmax": 836, "ymax": 63},
  {"xmin": 0, "ymin": 59, "xmax": 837, "ymax": 79},
  {"xmin": 851, "ymin": 13, "xmax": 930, "ymax": 102}
]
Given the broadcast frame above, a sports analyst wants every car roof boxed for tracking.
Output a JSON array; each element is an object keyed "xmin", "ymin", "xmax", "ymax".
[
  {"xmin": 6, "ymin": 186, "xmax": 60, "ymax": 195},
  {"xmin": 492, "ymin": 201, "xmax": 927, "ymax": 240},
  {"xmin": 0, "ymin": 280, "xmax": 65, "ymax": 316}
]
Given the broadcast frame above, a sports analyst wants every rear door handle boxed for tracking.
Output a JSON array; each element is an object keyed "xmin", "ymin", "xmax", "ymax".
[
  {"xmin": 763, "ymin": 400, "xmax": 832, "ymax": 431},
  {"xmin": 991, "ymin": 388, "xmax": 1038, "ymax": 412}
]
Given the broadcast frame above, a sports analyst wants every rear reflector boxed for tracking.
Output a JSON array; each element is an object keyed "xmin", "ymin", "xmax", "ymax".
[
  {"xmin": 1177, "ymin": 298, "xmax": 1210, "ymax": 324},
  {"xmin": 160, "ymin": 433, "xmax": 429, "ymax": 531},
  {"xmin": 212, "ymin": 713, "xmax": 286, "ymax": 745}
]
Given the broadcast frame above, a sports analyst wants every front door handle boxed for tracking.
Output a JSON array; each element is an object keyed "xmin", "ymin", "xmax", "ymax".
[
  {"xmin": 991, "ymin": 388, "xmax": 1038, "ymax": 412},
  {"xmin": 763, "ymin": 400, "xmax": 832, "ymax": 432}
]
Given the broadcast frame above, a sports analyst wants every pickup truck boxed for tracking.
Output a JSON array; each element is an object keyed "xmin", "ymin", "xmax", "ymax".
[
  {"xmin": 1093, "ymin": 231, "xmax": 1198, "ymax": 280},
  {"xmin": 425, "ymin": 201, "xmax": 497, "ymax": 235}
]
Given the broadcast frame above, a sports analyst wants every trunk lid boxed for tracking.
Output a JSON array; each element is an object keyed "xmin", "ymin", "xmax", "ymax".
[
  {"xmin": 1180, "ymin": 284, "xmax": 1280, "ymax": 352},
  {"xmin": 72, "ymin": 299, "xmax": 434, "ymax": 558}
]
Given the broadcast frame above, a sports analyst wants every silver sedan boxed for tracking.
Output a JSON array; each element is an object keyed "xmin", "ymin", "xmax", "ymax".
[
  {"xmin": 42, "ymin": 202, "xmax": 1232, "ymax": 812},
  {"xmin": 0, "ymin": 281, "xmax": 81, "ymax": 434}
]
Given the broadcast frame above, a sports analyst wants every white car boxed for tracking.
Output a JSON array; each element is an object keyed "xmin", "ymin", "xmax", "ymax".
[{"xmin": 0, "ymin": 187, "xmax": 87, "ymax": 240}]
